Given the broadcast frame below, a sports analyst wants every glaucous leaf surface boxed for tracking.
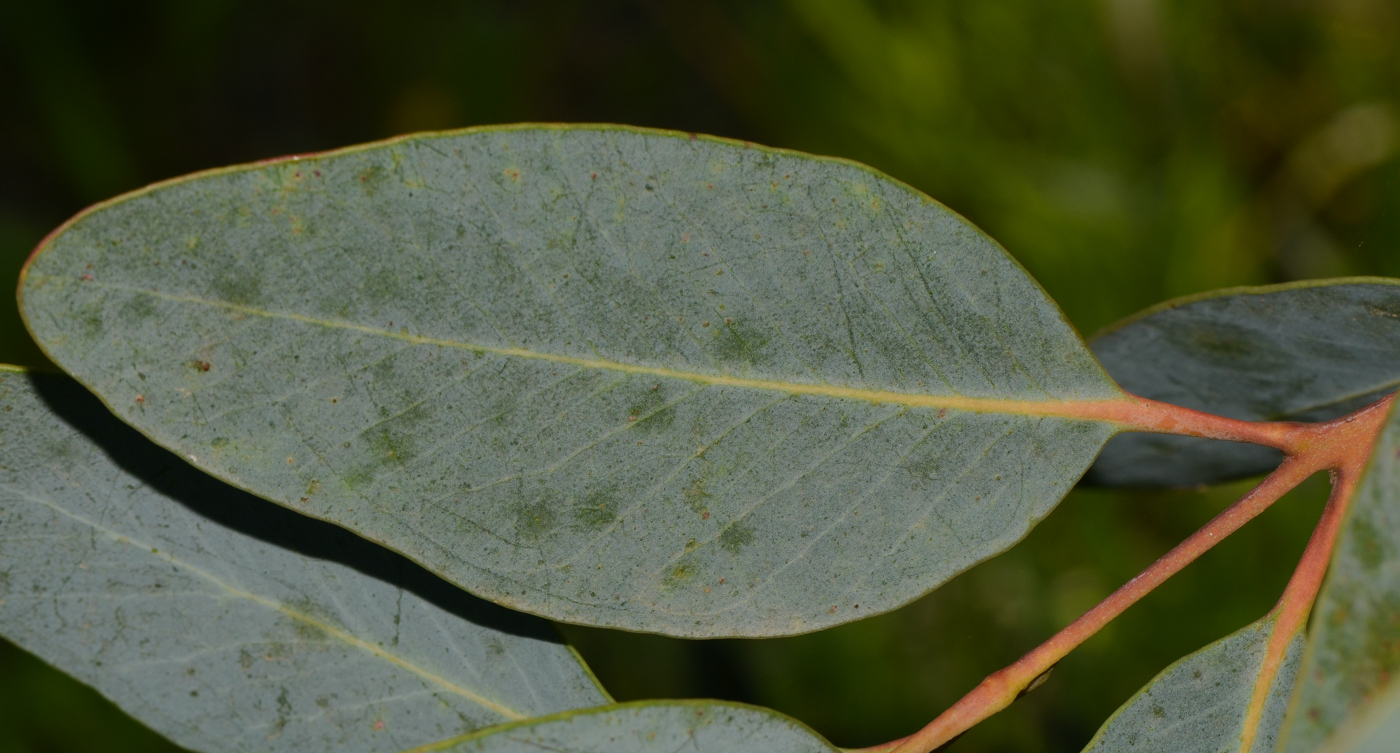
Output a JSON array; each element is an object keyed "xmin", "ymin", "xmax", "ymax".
[
  {"xmin": 1083, "ymin": 615, "xmax": 1303, "ymax": 753},
  {"xmin": 1087, "ymin": 279, "xmax": 1400, "ymax": 487},
  {"xmin": 19, "ymin": 125, "xmax": 1121, "ymax": 636},
  {"xmin": 1310, "ymin": 683, "xmax": 1400, "ymax": 753},
  {"xmin": 411, "ymin": 700, "xmax": 836, "ymax": 753},
  {"xmin": 1279, "ymin": 399, "xmax": 1400, "ymax": 752},
  {"xmin": 0, "ymin": 368, "xmax": 609, "ymax": 753}
]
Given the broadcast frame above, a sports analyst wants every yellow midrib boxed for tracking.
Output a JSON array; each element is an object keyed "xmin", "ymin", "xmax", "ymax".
[{"xmin": 62, "ymin": 277, "xmax": 1128, "ymax": 423}]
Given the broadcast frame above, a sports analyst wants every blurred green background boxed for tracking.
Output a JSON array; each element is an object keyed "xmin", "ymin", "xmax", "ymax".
[{"xmin": 0, "ymin": 1, "xmax": 1395, "ymax": 751}]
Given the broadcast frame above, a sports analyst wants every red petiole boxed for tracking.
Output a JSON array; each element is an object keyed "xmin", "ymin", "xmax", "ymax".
[{"xmin": 854, "ymin": 392, "xmax": 1395, "ymax": 753}]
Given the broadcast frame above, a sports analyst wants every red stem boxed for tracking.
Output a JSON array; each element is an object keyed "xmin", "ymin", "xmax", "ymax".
[
  {"xmin": 1238, "ymin": 463, "xmax": 1364, "ymax": 751},
  {"xmin": 875, "ymin": 457, "xmax": 1315, "ymax": 753},
  {"xmin": 860, "ymin": 393, "xmax": 1394, "ymax": 753},
  {"xmin": 1104, "ymin": 394, "xmax": 1308, "ymax": 451}
]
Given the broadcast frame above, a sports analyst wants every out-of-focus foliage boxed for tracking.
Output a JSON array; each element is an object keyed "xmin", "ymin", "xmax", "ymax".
[{"xmin": 0, "ymin": 1, "xmax": 1394, "ymax": 750}]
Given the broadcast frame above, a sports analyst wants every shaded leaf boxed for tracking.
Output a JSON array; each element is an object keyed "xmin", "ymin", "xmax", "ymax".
[
  {"xmin": 1279, "ymin": 398, "xmax": 1400, "ymax": 752},
  {"xmin": 1087, "ymin": 279, "xmax": 1400, "ymax": 487},
  {"xmin": 410, "ymin": 700, "xmax": 836, "ymax": 753},
  {"xmin": 0, "ymin": 367, "xmax": 609, "ymax": 753},
  {"xmin": 19, "ymin": 125, "xmax": 1121, "ymax": 636},
  {"xmin": 1083, "ymin": 614, "xmax": 1304, "ymax": 753}
]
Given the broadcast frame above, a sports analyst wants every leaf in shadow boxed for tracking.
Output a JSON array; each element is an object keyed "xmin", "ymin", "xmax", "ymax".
[
  {"xmin": 1088, "ymin": 279, "xmax": 1400, "ymax": 487},
  {"xmin": 0, "ymin": 369, "xmax": 608, "ymax": 753}
]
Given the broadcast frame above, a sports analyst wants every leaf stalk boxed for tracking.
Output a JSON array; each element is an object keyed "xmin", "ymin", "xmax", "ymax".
[{"xmin": 867, "ymin": 392, "xmax": 1393, "ymax": 753}]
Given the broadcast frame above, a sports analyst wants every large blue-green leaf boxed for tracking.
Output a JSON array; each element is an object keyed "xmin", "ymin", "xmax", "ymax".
[
  {"xmin": 20, "ymin": 124, "xmax": 1122, "ymax": 637},
  {"xmin": 1082, "ymin": 614, "xmax": 1304, "ymax": 753},
  {"xmin": 1279, "ymin": 398, "xmax": 1400, "ymax": 752},
  {"xmin": 1087, "ymin": 279, "xmax": 1400, "ymax": 487},
  {"xmin": 406, "ymin": 700, "xmax": 836, "ymax": 753},
  {"xmin": 0, "ymin": 367, "xmax": 609, "ymax": 753}
]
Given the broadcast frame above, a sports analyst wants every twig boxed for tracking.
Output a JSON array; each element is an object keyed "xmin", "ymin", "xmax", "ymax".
[
  {"xmin": 882, "ymin": 457, "xmax": 1315, "ymax": 753},
  {"xmin": 1237, "ymin": 465, "xmax": 1363, "ymax": 751},
  {"xmin": 870, "ymin": 393, "xmax": 1394, "ymax": 753}
]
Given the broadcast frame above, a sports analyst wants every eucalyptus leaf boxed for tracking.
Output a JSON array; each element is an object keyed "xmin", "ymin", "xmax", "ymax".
[
  {"xmin": 19, "ymin": 125, "xmax": 1122, "ymax": 637},
  {"xmin": 1312, "ymin": 682, "xmax": 1400, "ymax": 753},
  {"xmin": 1087, "ymin": 279, "xmax": 1400, "ymax": 487},
  {"xmin": 0, "ymin": 367, "xmax": 609, "ymax": 753},
  {"xmin": 1083, "ymin": 614, "xmax": 1303, "ymax": 753},
  {"xmin": 1278, "ymin": 398, "xmax": 1400, "ymax": 752},
  {"xmin": 406, "ymin": 700, "xmax": 836, "ymax": 753}
]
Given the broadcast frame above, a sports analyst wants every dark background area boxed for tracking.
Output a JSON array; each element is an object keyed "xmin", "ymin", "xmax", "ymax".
[{"xmin": 0, "ymin": 1, "xmax": 1395, "ymax": 751}]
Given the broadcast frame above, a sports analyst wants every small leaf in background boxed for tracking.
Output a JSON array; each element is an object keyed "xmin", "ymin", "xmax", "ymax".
[
  {"xmin": 20, "ymin": 126, "xmax": 1121, "ymax": 637},
  {"xmin": 1082, "ymin": 615, "xmax": 1304, "ymax": 753},
  {"xmin": 1088, "ymin": 280, "xmax": 1400, "ymax": 487},
  {"xmin": 0, "ymin": 369, "xmax": 608, "ymax": 753},
  {"xmin": 416, "ymin": 700, "xmax": 836, "ymax": 753},
  {"xmin": 1279, "ymin": 398, "xmax": 1400, "ymax": 752}
]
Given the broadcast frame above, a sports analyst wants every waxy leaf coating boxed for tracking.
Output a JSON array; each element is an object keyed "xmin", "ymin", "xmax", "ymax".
[
  {"xmin": 0, "ymin": 368, "xmax": 608, "ymax": 753},
  {"xmin": 418, "ymin": 700, "xmax": 836, "ymax": 753},
  {"xmin": 1307, "ymin": 683, "xmax": 1400, "ymax": 752},
  {"xmin": 1088, "ymin": 279, "xmax": 1400, "ymax": 487},
  {"xmin": 1280, "ymin": 398, "xmax": 1400, "ymax": 752},
  {"xmin": 1083, "ymin": 615, "xmax": 1303, "ymax": 753},
  {"xmin": 20, "ymin": 125, "xmax": 1120, "ymax": 636}
]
